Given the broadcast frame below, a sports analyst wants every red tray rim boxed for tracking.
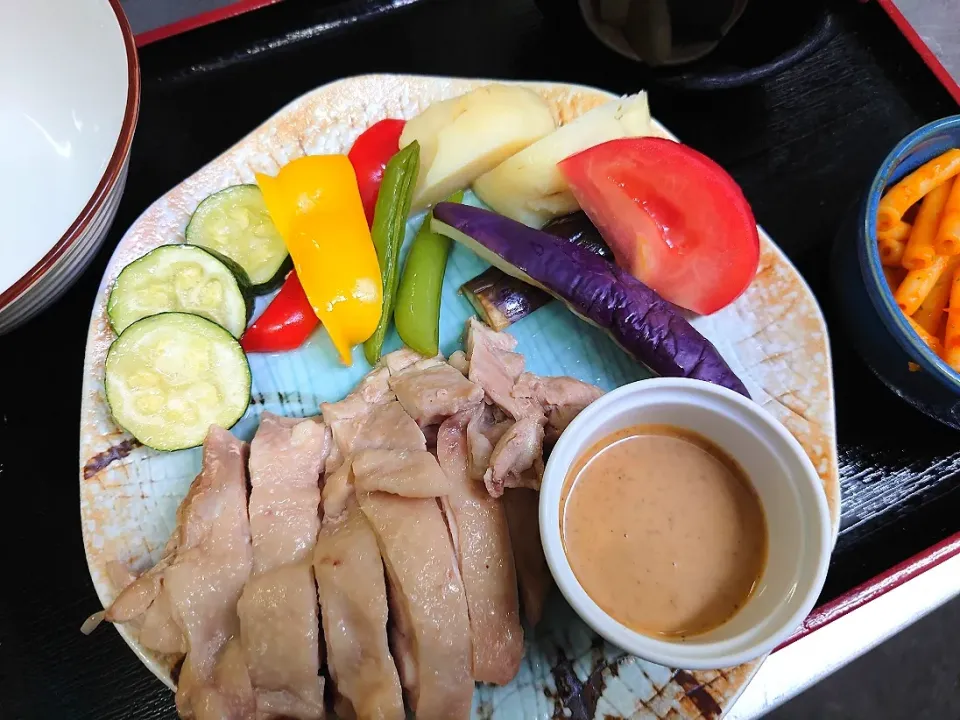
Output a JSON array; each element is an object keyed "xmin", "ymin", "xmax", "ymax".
[
  {"xmin": 776, "ymin": 527, "xmax": 960, "ymax": 651},
  {"xmin": 874, "ymin": 0, "xmax": 960, "ymax": 105},
  {"xmin": 134, "ymin": 0, "xmax": 284, "ymax": 46}
]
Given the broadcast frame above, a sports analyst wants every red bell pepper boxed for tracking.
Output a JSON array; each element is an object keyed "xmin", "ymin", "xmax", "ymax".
[
  {"xmin": 348, "ymin": 118, "xmax": 407, "ymax": 226},
  {"xmin": 240, "ymin": 272, "xmax": 319, "ymax": 353}
]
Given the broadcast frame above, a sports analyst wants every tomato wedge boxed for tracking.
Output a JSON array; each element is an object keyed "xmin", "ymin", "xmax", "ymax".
[
  {"xmin": 558, "ymin": 137, "xmax": 759, "ymax": 315},
  {"xmin": 348, "ymin": 118, "xmax": 406, "ymax": 226}
]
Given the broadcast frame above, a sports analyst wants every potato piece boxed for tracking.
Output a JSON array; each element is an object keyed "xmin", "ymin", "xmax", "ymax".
[
  {"xmin": 473, "ymin": 92, "xmax": 653, "ymax": 228},
  {"xmin": 400, "ymin": 84, "xmax": 556, "ymax": 210}
]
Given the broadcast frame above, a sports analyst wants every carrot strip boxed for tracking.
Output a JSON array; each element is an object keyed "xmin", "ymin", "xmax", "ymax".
[
  {"xmin": 878, "ymin": 220, "xmax": 911, "ymax": 266},
  {"xmin": 934, "ymin": 176, "xmax": 960, "ymax": 255},
  {"xmin": 895, "ymin": 254, "xmax": 950, "ymax": 315},
  {"xmin": 906, "ymin": 315, "xmax": 943, "ymax": 356},
  {"xmin": 943, "ymin": 268, "xmax": 960, "ymax": 371},
  {"xmin": 912, "ymin": 257, "xmax": 959, "ymax": 336},
  {"xmin": 902, "ymin": 179, "xmax": 953, "ymax": 270},
  {"xmin": 877, "ymin": 149, "xmax": 960, "ymax": 231}
]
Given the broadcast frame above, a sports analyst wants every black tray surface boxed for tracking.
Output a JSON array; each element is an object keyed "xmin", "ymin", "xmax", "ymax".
[{"xmin": 0, "ymin": 0, "xmax": 956, "ymax": 717}]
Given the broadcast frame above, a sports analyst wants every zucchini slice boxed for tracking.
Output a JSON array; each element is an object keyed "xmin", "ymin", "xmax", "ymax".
[
  {"xmin": 105, "ymin": 313, "xmax": 252, "ymax": 451},
  {"xmin": 185, "ymin": 184, "xmax": 290, "ymax": 292},
  {"xmin": 107, "ymin": 245, "xmax": 253, "ymax": 338}
]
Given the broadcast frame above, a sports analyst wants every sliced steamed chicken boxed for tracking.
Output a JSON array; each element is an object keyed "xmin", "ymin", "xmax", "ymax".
[
  {"xmin": 512, "ymin": 372, "xmax": 604, "ymax": 442},
  {"xmin": 503, "ymin": 488, "xmax": 553, "ymax": 627},
  {"xmin": 353, "ymin": 449, "xmax": 474, "ymax": 719},
  {"xmin": 321, "ymin": 366, "xmax": 395, "ymax": 473},
  {"xmin": 473, "ymin": 92, "xmax": 652, "ymax": 228},
  {"xmin": 400, "ymin": 83, "xmax": 557, "ymax": 210},
  {"xmin": 106, "ymin": 426, "xmax": 253, "ymax": 719},
  {"xmin": 484, "ymin": 415, "xmax": 545, "ymax": 498},
  {"xmin": 437, "ymin": 411, "xmax": 524, "ymax": 685},
  {"xmin": 315, "ymin": 361, "xmax": 429, "ymax": 720},
  {"xmin": 314, "ymin": 487, "xmax": 405, "ymax": 720},
  {"xmin": 235, "ymin": 413, "xmax": 331, "ymax": 720},
  {"xmin": 389, "ymin": 355, "xmax": 484, "ymax": 427},
  {"xmin": 464, "ymin": 317, "xmax": 539, "ymax": 421},
  {"xmin": 245, "ymin": 414, "xmax": 331, "ymax": 575}
]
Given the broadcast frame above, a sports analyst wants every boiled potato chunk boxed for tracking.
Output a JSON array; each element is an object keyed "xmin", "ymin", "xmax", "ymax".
[
  {"xmin": 473, "ymin": 92, "xmax": 653, "ymax": 228},
  {"xmin": 400, "ymin": 84, "xmax": 557, "ymax": 210}
]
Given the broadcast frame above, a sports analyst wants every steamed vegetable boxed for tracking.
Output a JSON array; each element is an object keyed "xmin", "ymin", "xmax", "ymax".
[
  {"xmin": 472, "ymin": 93, "xmax": 652, "ymax": 228},
  {"xmin": 241, "ymin": 271, "xmax": 318, "ymax": 353},
  {"xmin": 256, "ymin": 155, "xmax": 382, "ymax": 365},
  {"xmin": 108, "ymin": 244, "xmax": 252, "ymax": 338},
  {"xmin": 559, "ymin": 137, "xmax": 759, "ymax": 315},
  {"xmin": 461, "ymin": 268, "xmax": 550, "ymax": 332},
  {"xmin": 460, "ymin": 212, "xmax": 612, "ymax": 331},
  {"xmin": 395, "ymin": 191, "xmax": 463, "ymax": 355},
  {"xmin": 364, "ymin": 142, "xmax": 421, "ymax": 365},
  {"xmin": 543, "ymin": 212, "xmax": 614, "ymax": 259},
  {"xmin": 105, "ymin": 313, "xmax": 252, "ymax": 451},
  {"xmin": 432, "ymin": 203, "xmax": 749, "ymax": 396},
  {"xmin": 185, "ymin": 184, "xmax": 291, "ymax": 293},
  {"xmin": 348, "ymin": 118, "xmax": 407, "ymax": 226},
  {"xmin": 400, "ymin": 84, "xmax": 556, "ymax": 210}
]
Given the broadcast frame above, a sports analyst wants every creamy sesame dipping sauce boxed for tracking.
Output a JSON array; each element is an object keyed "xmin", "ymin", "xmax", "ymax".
[{"xmin": 560, "ymin": 423, "xmax": 768, "ymax": 638}]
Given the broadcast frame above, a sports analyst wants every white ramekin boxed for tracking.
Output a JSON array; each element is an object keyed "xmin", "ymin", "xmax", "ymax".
[{"xmin": 539, "ymin": 378, "xmax": 832, "ymax": 670}]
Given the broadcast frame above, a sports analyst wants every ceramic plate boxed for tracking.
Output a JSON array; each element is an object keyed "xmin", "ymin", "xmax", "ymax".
[{"xmin": 80, "ymin": 75, "xmax": 839, "ymax": 719}]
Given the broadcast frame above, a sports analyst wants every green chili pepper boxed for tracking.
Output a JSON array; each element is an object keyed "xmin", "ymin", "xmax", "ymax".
[
  {"xmin": 395, "ymin": 191, "xmax": 464, "ymax": 356},
  {"xmin": 363, "ymin": 141, "xmax": 420, "ymax": 365}
]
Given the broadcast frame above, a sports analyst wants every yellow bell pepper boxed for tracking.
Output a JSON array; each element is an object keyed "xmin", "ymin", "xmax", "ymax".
[{"xmin": 256, "ymin": 155, "xmax": 382, "ymax": 365}]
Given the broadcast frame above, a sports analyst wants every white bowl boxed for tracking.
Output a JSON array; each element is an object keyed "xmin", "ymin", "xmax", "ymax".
[
  {"xmin": 539, "ymin": 378, "xmax": 832, "ymax": 670},
  {"xmin": 0, "ymin": 0, "xmax": 139, "ymax": 333}
]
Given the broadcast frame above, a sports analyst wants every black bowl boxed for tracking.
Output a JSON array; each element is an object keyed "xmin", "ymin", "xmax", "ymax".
[{"xmin": 535, "ymin": 0, "xmax": 838, "ymax": 91}]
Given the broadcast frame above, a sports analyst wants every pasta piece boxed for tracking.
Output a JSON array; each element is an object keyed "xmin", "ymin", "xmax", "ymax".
[
  {"xmin": 934, "ymin": 176, "xmax": 960, "ymax": 255},
  {"xmin": 902, "ymin": 180, "xmax": 953, "ymax": 270},
  {"xmin": 883, "ymin": 265, "xmax": 907, "ymax": 293},
  {"xmin": 943, "ymin": 267, "xmax": 960, "ymax": 371},
  {"xmin": 895, "ymin": 254, "xmax": 950, "ymax": 315},
  {"xmin": 878, "ymin": 220, "xmax": 911, "ymax": 266},
  {"xmin": 878, "ymin": 149, "xmax": 960, "ymax": 230},
  {"xmin": 906, "ymin": 315, "xmax": 943, "ymax": 356},
  {"xmin": 912, "ymin": 258, "xmax": 958, "ymax": 336}
]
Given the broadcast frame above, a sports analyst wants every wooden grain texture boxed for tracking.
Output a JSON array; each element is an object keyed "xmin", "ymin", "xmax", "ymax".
[{"xmin": 0, "ymin": 0, "xmax": 956, "ymax": 718}]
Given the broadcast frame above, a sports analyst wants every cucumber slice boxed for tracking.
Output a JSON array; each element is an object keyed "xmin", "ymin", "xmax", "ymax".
[
  {"xmin": 105, "ymin": 313, "xmax": 252, "ymax": 451},
  {"xmin": 185, "ymin": 184, "xmax": 291, "ymax": 292},
  {"xmin": 107, "ymin": 245, "xmax": 253, "ymax": 338}
]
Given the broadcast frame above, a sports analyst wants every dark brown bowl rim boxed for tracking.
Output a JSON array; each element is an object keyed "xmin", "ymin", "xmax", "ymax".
[{"xmin": 0, "ymin": 0, "xmax": 141, "ymax": 314}]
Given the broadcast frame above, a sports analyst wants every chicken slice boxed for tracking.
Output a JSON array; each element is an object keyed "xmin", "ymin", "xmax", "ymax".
[
  {"xmin": 139, "ymin": 586, "xmax": 185, "ymax": 654},
  {"xmin": 448, "ymin": 350, "xmax": 469, "ymax": 376},
  {"xmin": 503, "ymin": 488, "xmax": 553, "ymax": 627},
  {"xmin": 353, "ymin": 456, "xmax": 473, "ymax": 719},
  {"xmin": 321, "ymin": 367, "xmax": 395, "ymax": 472},
  {"xmin": 511, "ymin": 372, "xmax": 603, "ymax": 441},
  {"xmin": 238, "ymin": 565, "xmax": 325, "ymax": 719},
  {"xmin": 325, "ymin": 399, "xmax": 425, "ymax": 467},
  {"xmin": 389, "ymin": 358, "xmax": 484, "ymax": 427},
  {"xmin": 193, "ymin": 638, "xmax": 255, "ymax": 720},
  {"xmin": 314, "ymin": 493, "xmax": 404, "ymax": 720},
  {"xmin": 113, "ymin": 426, "xmax": 253, "ymax": 719},
  {"xmin": 465, "ymin": 405, "xmax": 511, "ymax": 482},
  {"xmin": 321, "ymin": 462, "xmax": 355, "ymax": 521},
  {"xmin": 378, "ymin": 346, "xmax": 428, "ymax": 375},
  {"xmin": 352, "ymin": 449, "xmax": 455, "ymax": 498},
  {"xmin": 464, "ymin": 317, "xmax": 539, "ymax": 420},
  {"xmin": 248, "ymin": 413, "xmax": 331, "ymax": 573},
  {"xmin": 483, "ymin": 416, "xmax": 546, "ymax": 498},
  {"xmin": 437, "ymin": 412, "xmax": 523, "ymax": 685},
  {"xmin": 238, "ymin": 413, "xmax": 329, "ymax": 720}
]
